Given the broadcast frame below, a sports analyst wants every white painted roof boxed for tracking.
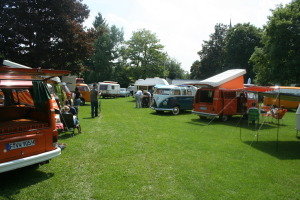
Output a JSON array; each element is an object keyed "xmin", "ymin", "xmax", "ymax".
[
  {"xmin": 199, "ymin": 69, "xmax": 246, "ymax": 87},
  {"xmin": 134, "ymin": 77, "xmax": 169, "ymax": 86},
  {"xmin": 155, "ymin": 85, "xmax": 179, "ymax": 89},
  {"xmin": 3, "ymin": 60, "xmax": 31, "ymax": 69}
]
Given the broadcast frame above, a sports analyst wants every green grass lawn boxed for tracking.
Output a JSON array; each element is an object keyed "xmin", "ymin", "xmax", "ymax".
[{"xmin": 1, "ymin": 97, "xmax": 300, "ymax": 199}]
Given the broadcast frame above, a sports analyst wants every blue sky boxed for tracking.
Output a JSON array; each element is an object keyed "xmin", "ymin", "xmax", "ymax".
[{"xmin": 82, "ymin": 0, "xmax": 291, "ymax": 71}]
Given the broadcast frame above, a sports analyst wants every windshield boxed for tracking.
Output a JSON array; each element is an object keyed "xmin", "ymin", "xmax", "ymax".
[
  {"xmin": 154, "ymin": 89, "xmax": 171, "ymax": 95},
  {"xmin": 77, "ymin": 86, "xmax": 90, "ymax": 92}
]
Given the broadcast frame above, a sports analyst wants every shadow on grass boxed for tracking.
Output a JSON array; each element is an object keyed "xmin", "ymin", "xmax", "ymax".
[
  {"xmin": 0, "ymin": 168, "xmax": 53, "ymax": 198},
  {"xmin": 59, "ymin": 133, "xmax": 75, "ymax": 140},
  {"xmin": 150, "ymin": 110, "xmax": 192, "ymax": 116},
  {"xmin": 83, "ymin": 117, "xmax": 94, "ymax": 119},
  {"xmin": 187, "ymin": 116, "xmax": 280, "ymax": 130},
  {"xmin": 59, "ymin": 129, "xmax": 83, "ymax": 140},
  {"xmin": 243, "ymin": 141, "xmax": 300, "ymax": 160}
]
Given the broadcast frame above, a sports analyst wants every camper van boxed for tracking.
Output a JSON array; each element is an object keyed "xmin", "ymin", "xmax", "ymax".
[
  {"xmin": 192, "ymin": 69, "xmax": 257, "ymax": 121},
  {"xmin": 98, "ymin": 81, "xmax": 120, "ymax": 98},
  {"xmin": 61, "ymin": 76, "xmax": 90, "ymax": 105},
  {"xmin": 0, "ymin": 60, "xmax": 69, "ymax": 173},
  {"xmin": 151, "ymin": 85, "xmax": 197, "ymax": 115}
]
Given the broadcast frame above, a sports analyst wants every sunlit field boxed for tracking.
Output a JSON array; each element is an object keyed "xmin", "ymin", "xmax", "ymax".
[{"xmin": 1, "ymin": 97, "xmax": 299, "ymax": 200}]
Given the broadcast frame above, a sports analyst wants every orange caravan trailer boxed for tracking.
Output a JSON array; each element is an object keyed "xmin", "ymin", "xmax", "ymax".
[
  {"xmin": 192, "ymin": 69, "xmax": 257, "ymax": 121},
  {"xmin": 0, "ymin": 60, "xmax": 69, "ymax": 173},
  {"xmin": 263, "ymin": 86, "xmax": 300, "ymax": 109}
]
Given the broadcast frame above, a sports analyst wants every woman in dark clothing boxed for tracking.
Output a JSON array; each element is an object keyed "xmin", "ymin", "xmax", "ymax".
[{"xmin": 73, "ymin": 87, "xmax": 81, "ymax": 114}]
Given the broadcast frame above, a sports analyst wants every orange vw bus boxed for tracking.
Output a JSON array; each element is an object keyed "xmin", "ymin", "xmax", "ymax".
[
  {"xmin": 0, "ymin": 61, "xmax": 69, "ymax": 173},
  {"xmin": 192, "ymin": 69, "xmax": 257, "ymax": 121}
]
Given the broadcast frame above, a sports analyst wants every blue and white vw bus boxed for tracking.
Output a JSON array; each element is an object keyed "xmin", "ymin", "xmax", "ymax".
[{"xmin": 151, "ymin": 85, "xmax": 197, "ymax": 115}]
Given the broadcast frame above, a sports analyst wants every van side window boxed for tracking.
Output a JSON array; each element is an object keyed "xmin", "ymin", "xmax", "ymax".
[
  {"xmin": 100, "ymin": 85, "xmax": 108, "ymax": 90},
  {"xmin": 223, "ymin": 92, "xmax": 236, "ymax": 99},
  {"xmin": 182, "ymin": 89, "xmax": 187, "ymax": 95},
  {"xmin": 111, "ymin": 86, "xmax": 115, "ymax": 90},
  {"xmin": 13, "ymin": 89, "xmax": 34, "ymax": 106},
  {"xmin": 173, "ymin": 90, "xmax": 181, "ymax": 95},
  {"xmin": 187, "ymin": 89, "xmax": 192, "ymax": 95}
]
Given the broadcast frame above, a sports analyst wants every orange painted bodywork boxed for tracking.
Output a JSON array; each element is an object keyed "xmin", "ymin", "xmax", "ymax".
[
  {"xmin": 77, "ymin": 83, "xmax": 91, "ymax": 102},
  {"xmin": 263, "ymin": 86, "xmax": 300, "ymax": 109},
  {"xmin": 193, "ymin": 76, "xmax": 256, "ymax": 117},
  {"xmin": 0, "ymin": 66, "xmax": 69, "ymax": 165},
  {"xmin": 219, "ymin": 76, "xmax": 244, "ymax": 89}
]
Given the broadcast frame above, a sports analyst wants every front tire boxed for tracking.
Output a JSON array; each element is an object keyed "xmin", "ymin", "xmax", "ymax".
[{"xmin": 172, "ymin": 106, "xmax": 180, "ymax": 115}]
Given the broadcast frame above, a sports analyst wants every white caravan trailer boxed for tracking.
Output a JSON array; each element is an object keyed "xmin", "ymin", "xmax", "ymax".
[
  {"xmin": 134, "ymin": 77, "xmax": 169, "ymax": 94},
  {"xmin": 98, "ymin": 81, "xmax": 120, "ymax": 98}
]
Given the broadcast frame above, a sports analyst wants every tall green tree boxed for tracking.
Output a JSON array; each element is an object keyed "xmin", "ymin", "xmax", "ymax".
[
  {"xmin": 0, "ymin": 0, "xmax": 94, "ymax": 73},
  {"xmin": 196, "ymin": 23, "xmax": 228, "ymax": 79},
  {"xmin": 165, "ymin": 58, "xmax": 184, "ymax": 79},
  {"xmin": 85, "ymin": 13, "xmax": 124, "ymax": 83},
  {"xmin": 250, "ymin": 0, "xmax": 300, "ymax": 85},
  {"xmin": 190, "ymin": 60, "xmax": 201, "ymax": 79},
  {"xmin": 126, "ymin": 29, "xmax": 167, "ymax": 79},
  {"xmin": 225, "ymin": 23, "xmax": 262, "ymax": 80}
]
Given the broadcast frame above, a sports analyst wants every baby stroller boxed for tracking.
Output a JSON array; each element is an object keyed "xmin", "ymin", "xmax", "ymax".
[
  {"xmin": 141, "ymin": 92, "xmax": 151, "ymax": 108},
  {"xmin": 60, "ymin": 113, "xmax": 81, "ymax": 135}
]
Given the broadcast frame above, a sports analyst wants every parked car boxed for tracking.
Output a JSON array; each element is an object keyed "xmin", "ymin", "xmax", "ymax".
[{"xmin": 119, "ymin": 88, "xmax": 130, "ymax": 97}]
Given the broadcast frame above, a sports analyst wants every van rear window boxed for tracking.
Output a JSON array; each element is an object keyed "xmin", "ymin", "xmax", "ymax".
[{"xmin": 196, "ymin": 90, "xmax": 214, "ymax": 103}]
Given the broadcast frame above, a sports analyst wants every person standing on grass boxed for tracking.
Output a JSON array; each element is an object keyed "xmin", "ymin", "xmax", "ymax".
[
  {"xmin": 135, "ymin": 89, "xmax": 143, "ymax": 108},
  {"xmin": 90, "ymin": 83, "xmax": 99, "ymax": 118},
  {"xmin": 73, "ymin": 87, "xmax": 82, "ymax": 115}
]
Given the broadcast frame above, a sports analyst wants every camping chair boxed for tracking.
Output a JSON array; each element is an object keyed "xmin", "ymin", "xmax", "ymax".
[
  {"xmin": 271, "ymin": 108, "xmax": 287, "ymax": 124},
  {"xmin": 248, "ymin": 108, "xmax": 260, "ymax": 127},
  {"xmin": 61, "ymin": 113, "xmax": 81, "ymax": 135},
  {"xmin": 261, "ymin": 105, "xmax": 273, "ymax": 123}
]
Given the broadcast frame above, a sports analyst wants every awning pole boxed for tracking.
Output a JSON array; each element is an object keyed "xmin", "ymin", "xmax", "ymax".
[{"xmin": 276, "ymin": 92, "xmax": 280, "ymax": 151}]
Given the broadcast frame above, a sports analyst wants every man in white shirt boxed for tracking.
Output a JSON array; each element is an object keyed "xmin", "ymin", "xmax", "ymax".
[{"xmin": 135, "ymin": 90, "xmax": 143, "ymax": 108}]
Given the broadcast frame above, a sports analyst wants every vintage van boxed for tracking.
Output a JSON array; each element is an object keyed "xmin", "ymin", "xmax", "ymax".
[
  {"xmin": 98, "ymin": 81, "xmax": 120, "ymax": 98},
  {"xmin": 192, "ymin": 69, "xmax": 257, "ymax": 121},
  {"xmin": 76, "ymin": 82, "xmax": 91, "ymax": 105},
  {"xmin": 61, "ymin": 76, "xmax": 90, "ymax": 105},
  {"xmin": 0, "ymin": 61, "xmax": 69, "ymax": 173},
  {"xmin": 151, "ymin": 85, "xmax": 197, "ymax": 115}
]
